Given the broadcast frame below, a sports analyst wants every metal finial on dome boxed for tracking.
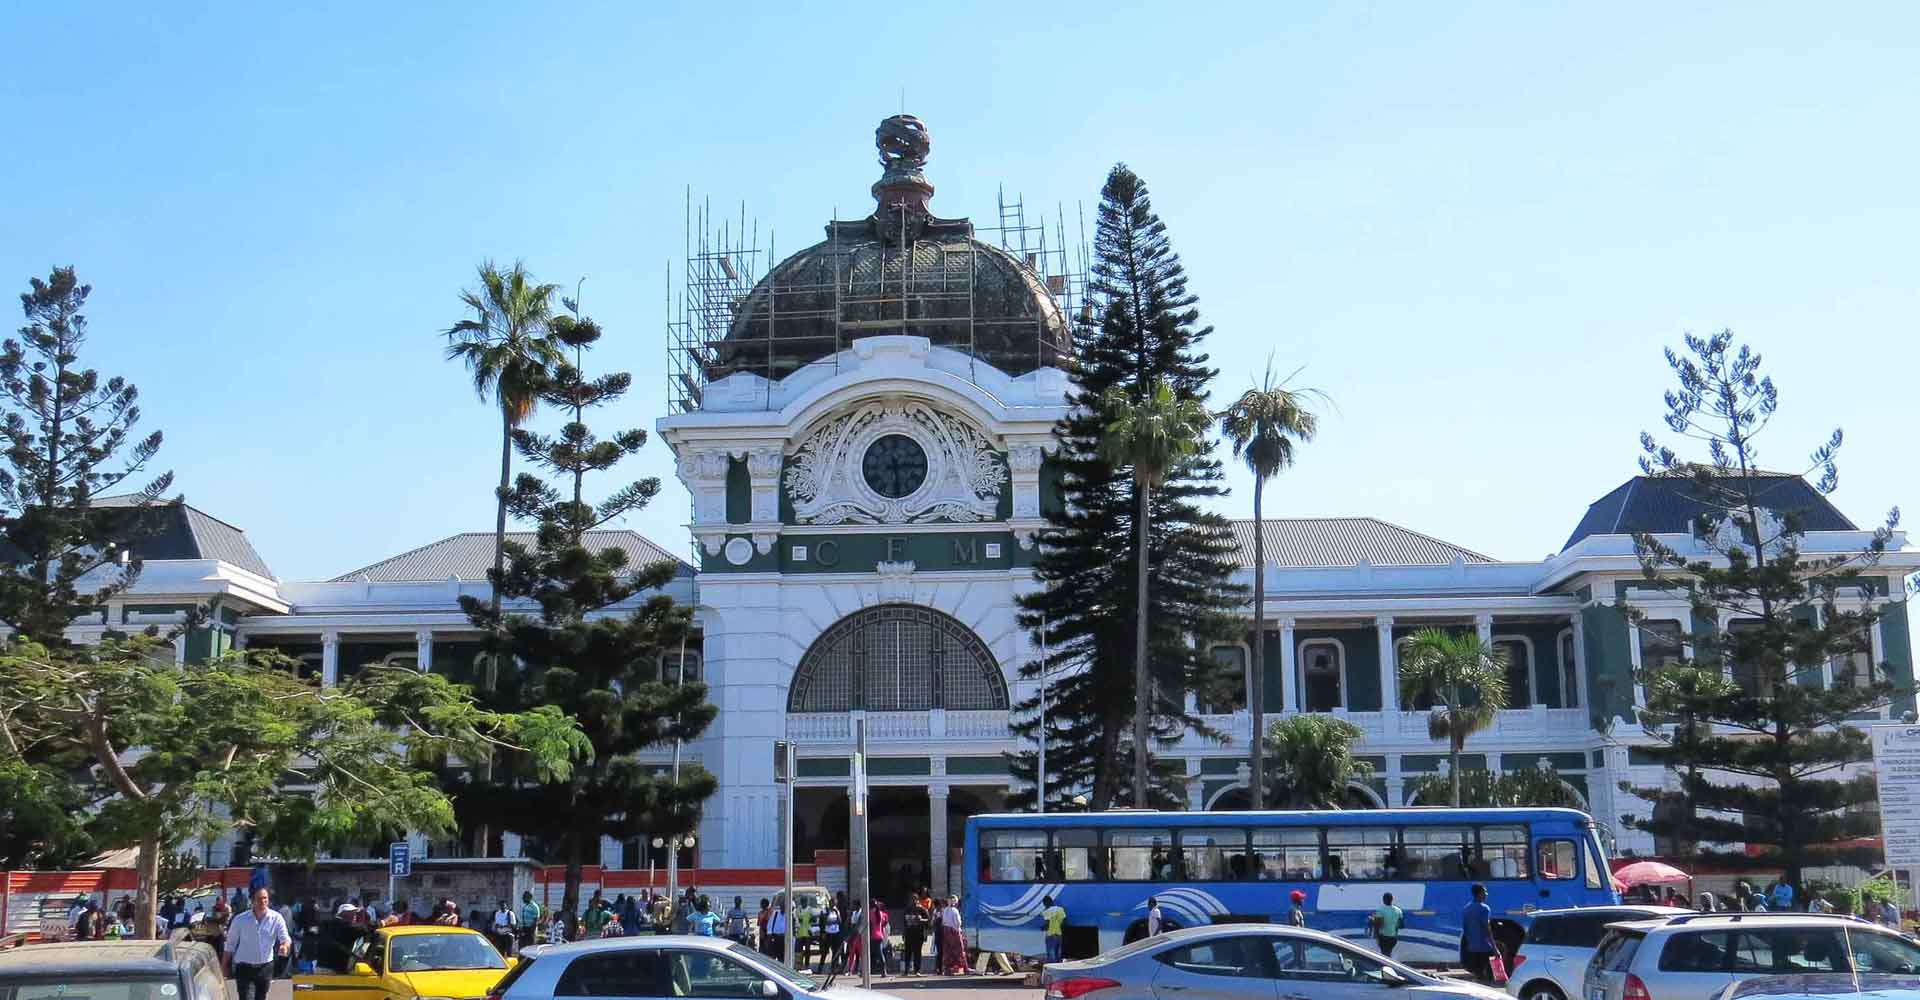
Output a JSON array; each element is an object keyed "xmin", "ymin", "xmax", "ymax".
[{"xmin": 872, "ymin": 114, "xmax": 933, "ymax": 215}]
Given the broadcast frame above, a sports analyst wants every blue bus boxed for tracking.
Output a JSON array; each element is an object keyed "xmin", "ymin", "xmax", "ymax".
[{"xmin": 964, "ymin": 807, "xmax": 1616, "ymax": 965}]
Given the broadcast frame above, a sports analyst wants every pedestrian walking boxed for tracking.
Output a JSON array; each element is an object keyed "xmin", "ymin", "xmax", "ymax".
[
  {"xmin": 1146, "ymin": 897, "xmax": 1164, "ymax": 936},
  {"xmin": 764, "ymin": 902, "xmax": 787, "ymax": 962},
  {"xmin": 491, "ymin": 899, "xmax": 515, "ymax": 954},
  {"xmin": 870, "ymin": 900, "xmax": 892, "ymax": 974},
  {"xmin": 1040, "ymin": 895, "xmax": 1065, "ymax": 965},
  {"xmin": 693, "ymin": 896, "xmax": 721, "ymax": 937},
  {"xmin": 902, "ymin": 895, "xmax": 929, "ymax": 974},
  {"xmin": 223, "ymin": 888, "xmax": 291, "ymax": 1000},
  {"xmin": 938, "ymin": 896, "xmax": 966, "ymax": 975},
  {"xmin": 1459, "ymin": 883, "xmax": 1495, "ymax": 985},
  {"xmin": 844, "ymin": 898, "xmax": 865, "ymax": 974},
  {"xmin": 727, "ymin": 896, "xmax": 751, "ymax": 945},
  {"xmin": 1286, "ymin": 890, "xmax": 1308, "ymax": 927},
  {"xmin": 517, "ymin": 892, "xmax": 542, "ymax": 948},
  {"xmin": 1370, "ymin": 892, "xmax": 1403, "ymax": 957},
  {"xmin": 824, "ymin": 895, "xmax": 846, "ymax": 972}
]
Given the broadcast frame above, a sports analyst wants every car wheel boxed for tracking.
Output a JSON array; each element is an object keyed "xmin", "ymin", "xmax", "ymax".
[{"xmin": 1521, "ymin": 981, "xmax": 1566, "ymax": 1000}]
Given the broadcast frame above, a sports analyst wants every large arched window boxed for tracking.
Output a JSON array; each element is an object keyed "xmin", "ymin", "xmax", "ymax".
[{"xmin": 787, "ymin": 604, "xmax": 1009, "ymax": 712}]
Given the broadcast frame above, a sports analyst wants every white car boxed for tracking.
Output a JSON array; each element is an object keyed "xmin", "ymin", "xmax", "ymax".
[
  {"xmin": 494, "ymin": 935, "xmax": 901, "ymax": 1000},
  {"xmin": 1584, "ymin": 912, "xmax": 1920, "ymax": 1000},
  {"xmin": 1506, "ymin": 906, "xmax": 1692, "ymax": 1000}
]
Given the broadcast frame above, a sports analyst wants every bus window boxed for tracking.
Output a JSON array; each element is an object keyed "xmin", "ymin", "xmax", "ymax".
[
  {"xmin": 1537, "ymin": 839, "xmax": 1577, "ymax": 880},
  {"xmin": 1107, "ymin": 829, "xmax": 1176, "ymax": 881},
  {"xmin": 1053, "ymin": 829, "xmax": 1101, "ymax": 881},
  {"xmin": 1325, "ymin": 827, "xmax": 1394, "ymax": 880},
  {"xmin": 982, "ymin": 830, "xmax": 1046, "ymax": 882},
  {"xmin": 1401, "ymin": 826, "xmax": 1475, "ymax": 880},
  {"xmin": 1583, "ymin": 835, "xmax": 1606, "ymax": 890},
  {"xmin": 1179, "ymin": 829, "xmax": 1248, "ymax": 881},
  {"xmin": 1479, "ymin": 826, "xmax": 1531, "ymax": 879},
  {"xmin": 1252, "ymin": 828, "xmax": 1320, "ymax": 881}
]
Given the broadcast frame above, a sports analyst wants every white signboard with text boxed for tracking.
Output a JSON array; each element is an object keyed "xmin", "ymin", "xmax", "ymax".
[{"xmin": 1872, "ymin": 725, "xmax": 1920, "ymax": 867}]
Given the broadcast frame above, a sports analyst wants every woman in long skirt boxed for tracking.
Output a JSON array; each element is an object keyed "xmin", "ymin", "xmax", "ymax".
[{"xmin": 939, "ymin": 896, "xmax": 967, "ymax": 975}]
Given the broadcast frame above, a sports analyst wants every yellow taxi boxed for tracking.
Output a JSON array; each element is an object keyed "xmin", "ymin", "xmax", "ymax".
[{"xmin": 294, "ymin": 924, "xmax": 513, "ymax": 1000}]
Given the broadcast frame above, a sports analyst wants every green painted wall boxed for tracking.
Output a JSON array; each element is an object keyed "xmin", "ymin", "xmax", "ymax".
[
  {"xmin": 1200, "ymin": 757, "xmax": 1242, "ymax": 776},
  {"xmin": 1496, "ymin": 751, "xmax": 1588, "ymax": 772},
  {"xmin": 798, "ymin": 757, "xmax": 850, "ymax": 778},
  {"xmin": 1402, "ymin": 753, "xmax": 1488, "ymax": 772},
  {"xmin": 1885, "ymin": 600, "xmax": 1915, "ymax": 709},
  {"xmin": 950, "ymin": 756, "xmax": 1008, "ymax": 776},
  {"xmin": 725, "ymin": 458, "xmax": 750, "ymax": 524},
  {"xmin": 1292, "ymin": 626, "xmax": 1381, "ymax": 711},
  {"xmin": 869, "ymin": 756, "xmax": 931, "ymax": 776},
  {"xmin": 1582, "ymin": 603, "xmax": 1635, "ymax": 726},
  {"xmin": 700, "ymin": 530, "xmax": 1019, "ymax": 574},
  {"xmin": 337, "ymin": 639, "xmax": 414, "ymax": 681}
]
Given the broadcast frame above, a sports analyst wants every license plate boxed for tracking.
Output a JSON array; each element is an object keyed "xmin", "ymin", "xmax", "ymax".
[{"xmin": 1589, "ymin": 988, "xmax": 1606, "ymax": 1000}]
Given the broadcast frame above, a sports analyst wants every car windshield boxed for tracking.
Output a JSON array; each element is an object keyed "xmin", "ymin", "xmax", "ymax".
[
  {"xmin": 387, "ymin": 933, "xmax": 506, "ymax": 972},
  {"xmin": 725, "ymin": 942, "xmax": 819, "ymax": 991},
  {"xmin": 1850, "ymin": 929, "xmax": 1920, "ymax": 974},
  {"xmin": 0, "ymin": 977, "xmax": 180, "ymax": 1000}
]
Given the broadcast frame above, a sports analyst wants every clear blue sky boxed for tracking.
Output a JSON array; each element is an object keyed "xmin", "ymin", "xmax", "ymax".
[{"xmin": 4, "ymin": 2, "xmax": 1913, "ymax": 581}]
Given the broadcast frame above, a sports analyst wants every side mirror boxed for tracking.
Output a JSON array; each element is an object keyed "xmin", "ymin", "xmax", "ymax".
[
  {"xmin": 350, "ymin": 962, "xmax": 376, "ymax": 978},
  {"xmin": 1377, "ymin": 965, "xmax": 1406, "ymax": 986},
  {"xmin": 504, "ymin": 957, "xmax": 519, "ymax": 969},
  {"xmin": 757, "ymin": 981, "xmax": 780, "ymax": 998}
]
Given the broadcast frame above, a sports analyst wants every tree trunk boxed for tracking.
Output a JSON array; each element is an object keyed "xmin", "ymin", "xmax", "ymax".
[
  {"xmin": 1450, "ymin": 729, "xmax": 1464, "ymax": 808},
  {"xmin": 1249, "ymin": 476, "xmax": 1266, "ymax": 810},
  {"xmin": 562, "ymin": 829, "xmax": 583, "ymax": 938},
  {"xmin": 136, "ymin": 832, "xmax": 160, "ymax": 940},
  {"xmin": 1132, "ymin": 481, "xmax": 1151, "ymax": 807},
  {"xmin": 475, "ymin": 405, "xmax": 512, "ymax": 857}
]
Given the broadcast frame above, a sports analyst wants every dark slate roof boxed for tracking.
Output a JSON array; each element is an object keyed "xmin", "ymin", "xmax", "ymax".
[
  {"xmin": 88, "ymin": 496, "xmax": 276, "ymax": 579},
  {"xmin": 334, "ymin": 530, "xmax": 693, "ymax": 582},
  {"xmin": 1228, "ymin": 517, "xmax": 1494, "ymax": 568},
  {"xmin": 1562, "ymin": 472, "xmax": 1858, "ymax": 550}
]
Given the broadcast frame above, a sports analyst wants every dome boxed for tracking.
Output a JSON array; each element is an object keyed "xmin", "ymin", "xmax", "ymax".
[{"xmin": 711, "ymin": 116, "xmax": 1070, "ymax": 381}]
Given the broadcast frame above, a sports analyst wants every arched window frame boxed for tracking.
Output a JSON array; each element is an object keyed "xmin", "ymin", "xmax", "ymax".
[
  {"xmin": 787, "ymin": 603, "xmax": 1009, "ymax": 713},
  {"xmin": 1491, "ymin": 634, "xmax": 1538, "ymax": 710},
  {"xmin": 1201, "ymin": 641, "xmax": 1251, "ymax": 715},
  {"xmin": 1296, "ymin": 637, "xmax": 1347, "ymax": 712}
]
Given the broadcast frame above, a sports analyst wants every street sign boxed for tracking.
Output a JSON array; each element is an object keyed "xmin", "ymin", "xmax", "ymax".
[
  {"xmin": 388, "ymin": 841, "xmax": 412, "ymax": 878},
  {"xmin": 1872, "ymin": 725, "xmax": 1920, "ymax": 866}
]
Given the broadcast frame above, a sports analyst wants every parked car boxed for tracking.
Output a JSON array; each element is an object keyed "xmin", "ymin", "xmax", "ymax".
[
  {"xmin": 1584, "ymin": 912, "xmax": 1920, "ymax": 1000},
  {"xmin": 1716, "ymin": 973, "xmax": 1920, "ymax": 1000},
  {"xmin": 1040, "ymin": 924, "xmax": 1509, "ymax": 1000},
  {"xmin": 0, "ymin": 939, "xmax": 226, "ymax": 1000},
  {"xmin": 491, "ymin": 935, "xmax": 899, "ymax": 1000},
  {"xmin": 293, "ymin": 924, "xmax": 511, "ymax": 1000},
  {"xmin": 1507, "ymin": 906, "xmax": 1693, "ymax": 1000}
]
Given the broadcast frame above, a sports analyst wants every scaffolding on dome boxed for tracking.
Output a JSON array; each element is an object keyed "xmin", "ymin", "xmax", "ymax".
[{"xmin": 665, "ymin": 188, "xmax": 1087, "ymax": 417}]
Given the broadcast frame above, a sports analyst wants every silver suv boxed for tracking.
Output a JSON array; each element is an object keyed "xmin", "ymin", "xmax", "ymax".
[
  {"xmin": 1584, "ymin": 913, "xmax": 1920, "ymax": 1000},
  {"xmin": 1506, "ymin": 906, "xmax": 1692, "ymax": 1000}
]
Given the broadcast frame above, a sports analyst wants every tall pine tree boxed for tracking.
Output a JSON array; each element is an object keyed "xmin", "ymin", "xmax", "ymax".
[
  {"xmin": 1011, "ymin": 165, "xmax": 1244, "ymax": 810},
  {"xmin": 1622, "ymin": 331, "xmax": 1901, "ymax": 882},
  {"xmin": 452, "ymin": 299, "xmax": 716, "ymax": 922}
]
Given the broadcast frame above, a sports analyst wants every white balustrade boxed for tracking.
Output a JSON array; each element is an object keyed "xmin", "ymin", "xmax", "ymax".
[{"xmin": 944, "ymin": 709, "xmax": 1010, "ymax": 739}]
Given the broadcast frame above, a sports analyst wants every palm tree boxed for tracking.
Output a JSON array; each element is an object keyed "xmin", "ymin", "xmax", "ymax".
[
  {"xmin": 1218, "ymin": 363, "xmax": 1322, "ymax": 810},
  {"xmin": 1396, "ymin": 629, "xmax": 1510, "ymax": 807},
  {"xmin": 444, "ymin": 261, "xmax": 564, "ymax": 623},
  {"xmin": 1098, "ymin": 379, "xmax": 1211, "ymax": 806},
  {"xmin": 1262, "ymin": 714, "xmax": 1371, "ymax": 809}
]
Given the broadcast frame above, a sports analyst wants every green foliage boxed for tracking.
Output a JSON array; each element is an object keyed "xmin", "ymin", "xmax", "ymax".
[
  {"xmin": 451, "ymin": 296, "xmax": 715, "ymax": 916},
  {"xmin": 1397, "ymin": 628, "xmax": 1509, "ymax": 806},
  {"xmin": 0, "ymin": 266, "xmax": 174, "ymax": 647},
  {"xmin": 1220, "ymin": 361, "xmax": 1324, "ymax": 810},
  {"xmin": 0, "ymin": 754, "xmax": 95, "ymax": 869},
  {"xmin": 1623, "ymin": 331, "xmax": 1901, "ymax": 882},
  {"xmin": 1010, "ymin": 164, "xmax": 1245, "ymax": 812},
  {"xmin": 1261, "ymin": 715, "xmax": 1371, "ymax": 809},
  {"xmin": 444, "ymin": 262, "xmax": 564, "ymax": 428},
  {"xmin": 1410, "ymin": 767, "xmax": 1585, "ymax": 809}
]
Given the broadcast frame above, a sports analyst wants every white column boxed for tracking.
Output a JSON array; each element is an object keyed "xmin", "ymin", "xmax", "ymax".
[
  {"xmin": 1279, "ymin": 618, "xmax": 1298, "ymax": 713},
  {"xmin": 929, "ymin": 788, "xmax": 950, "ymax": 898},
  {"xmin": 1570, "ymin": 613, "xmax": 1588, "ymax": 710},
  {"xmin": 1185, "ymin": 759, "xmax": 1204, "ymax": 810},
  {"xmin": 1475, "ymin": 613, "xmax": 1494, "ymax": 648},
  {"xmin": 1375, "ymin": 617, "xmax": 1398, "ymax": 713},
  {"xmin": 415, "ymin": 629, "xmax": 433, "ymax": 673},
  {"xmin": 503, "ymin": 832, "xmax": 524, "ymax": 859},
  {"xmin": 321, "ymin": 630, "xmax": 340, "ymax": 687}
]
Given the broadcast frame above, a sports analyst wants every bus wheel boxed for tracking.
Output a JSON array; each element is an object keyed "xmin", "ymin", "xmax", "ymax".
[{"xmin": 1122, "ymin": 920, "xmax": 1151, "ymax": 945}]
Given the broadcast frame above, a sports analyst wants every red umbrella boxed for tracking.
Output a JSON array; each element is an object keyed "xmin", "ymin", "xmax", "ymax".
[{"xmin": 1614, "ymin": 860, "xmax": 1691, "ymax": 885}]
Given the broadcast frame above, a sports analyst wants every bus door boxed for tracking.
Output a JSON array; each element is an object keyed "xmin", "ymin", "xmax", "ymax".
[{"xmin": 1532, "ymin": 835, "xmax": 1588, "ymax": 909}]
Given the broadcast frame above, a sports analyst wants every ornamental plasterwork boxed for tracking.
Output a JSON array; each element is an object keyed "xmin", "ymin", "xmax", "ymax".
[
  {"xmin": 1707, "ymin": 506, "xmax": 1797, "ymax": 557},
  {"xmin": 786, "ymin": 400, "xmax": 1007, "ymax": 525}
]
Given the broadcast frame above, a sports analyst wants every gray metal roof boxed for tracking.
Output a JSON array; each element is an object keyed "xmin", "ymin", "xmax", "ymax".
[
  {"xmin": 1227, "ymin": 517, "xmax": 1494, "ymax": 568},
  {"xmin": 333, "ymin": 530, "xmax": 692, "ymax": 582},
  {"xmin": 88, "ymin": 496, "xmax": 276, "ymax": 579}
]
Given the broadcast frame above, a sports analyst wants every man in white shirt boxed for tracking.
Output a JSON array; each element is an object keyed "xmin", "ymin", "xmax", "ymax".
[
  {"xmin": 223, "ymin": 888, "xmax": 291, "ymax": 1000},
  {"xmin": 1146, "ymin": 897, "xmax": 1164, "ymax": 935}
]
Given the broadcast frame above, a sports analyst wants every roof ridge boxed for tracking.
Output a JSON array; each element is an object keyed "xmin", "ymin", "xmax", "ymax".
[
  {"xmin": 332, "ymin": 531, "xmax": 476, "ymax": 581},
  {"xmin": 1610, "ymin": 478, "xmax": 1637, "ymax": 535},
  {"xmin": 1357, "ymin": 515, "xmax": 1496, "ymax": 562}
]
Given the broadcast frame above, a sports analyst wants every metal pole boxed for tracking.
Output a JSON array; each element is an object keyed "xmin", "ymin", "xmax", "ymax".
[
  {"xmin": 783, "ymin": 741, "xmax": 796, "ymax": 968},
  {"xmin": 855, "ymin": 719, "xmax": 872, "ymax": 989},
  {"xmin": 668, "ymin": 635, "xmax": 687, "ymax": 911}
]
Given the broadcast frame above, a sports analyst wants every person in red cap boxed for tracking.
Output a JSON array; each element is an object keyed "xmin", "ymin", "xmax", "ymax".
[{"xmin": 1286, "ymin": 890, "xmax": 1308, "ymax": 927}]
